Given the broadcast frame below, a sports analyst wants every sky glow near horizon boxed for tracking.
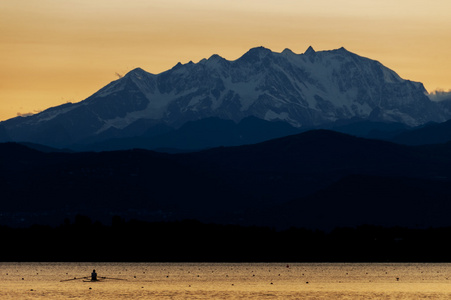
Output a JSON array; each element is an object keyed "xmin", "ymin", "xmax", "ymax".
[{"xmin": 0, "ymin": 0, "xmax": 450, "ymax": 121}]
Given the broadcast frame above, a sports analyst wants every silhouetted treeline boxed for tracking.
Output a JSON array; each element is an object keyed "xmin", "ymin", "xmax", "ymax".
[{"xmin": 1, "ymin": 215, "xmax": 451, "ymax": 262}]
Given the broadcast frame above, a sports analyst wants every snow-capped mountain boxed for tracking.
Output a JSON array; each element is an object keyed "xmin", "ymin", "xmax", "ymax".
[{"xmin": 0, "ymin": 46, "xmax": 447, "ymax": 147}]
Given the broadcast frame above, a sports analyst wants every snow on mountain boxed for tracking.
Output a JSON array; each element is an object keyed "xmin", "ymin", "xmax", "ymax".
[{"xmin": 0, "ymin": 46, "xmax": 447, "ymax": 147}]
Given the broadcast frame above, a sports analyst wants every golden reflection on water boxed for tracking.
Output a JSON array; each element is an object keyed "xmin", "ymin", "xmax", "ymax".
[{"xmin": 1, "ymin": 262, "xmax": 451, "ymax": 299}]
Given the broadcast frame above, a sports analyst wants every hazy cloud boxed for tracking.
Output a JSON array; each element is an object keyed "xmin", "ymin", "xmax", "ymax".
[
  {"xmin": 17, "ymin": 110, "xmax": 40, "ymax": 118},
  {"xmin": 428, "ymin": 89, "xmax": 451, "ymax": 102}
]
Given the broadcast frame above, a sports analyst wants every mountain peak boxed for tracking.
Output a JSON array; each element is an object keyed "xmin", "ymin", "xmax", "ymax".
[
  {"xmin": 304, "ymin": 46, "xmax": 315, "ymax": 55},
  {"xmin": 238, "ymin": 46, "xmax": 273, "ymax": 62},
  {"xmin": 249, "ymin": 46, "xmax": 271, "ymax": 53},
  {"xmin": 128, "ymin": 67, "xmax": 147, "ymax": 75},
  {"xmin": 247, "ymin": 46, "xmax": 272, "ymax": 57},
  {"xmin": 202, "ymin": 54, "xmax": 228, "ymax": 69},
  {"xmin": 124, "ymin": 67, "xmax": 151, "ymax": 80},
  {"xmin": 173, "ymin": 62, "xmax": 183, "ymax": 69},
  {"xmin": 207, "ymin": 53, "xmax": 226, "ymax": 63},
  {"xmin": 281, "ymin": 48, "xmax": 296, "ymax": 56},
  {"xmin": 335, "ymin": 47, "xmax": 352, "ymax": 54}
]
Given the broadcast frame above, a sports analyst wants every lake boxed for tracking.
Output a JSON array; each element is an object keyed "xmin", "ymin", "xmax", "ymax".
[{"xmin": 1, "ymin": 262, "xmax": 451, "ymax": 299}]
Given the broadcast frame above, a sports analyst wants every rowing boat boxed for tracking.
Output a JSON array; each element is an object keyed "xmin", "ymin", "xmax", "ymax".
[{"xmin": 61, "ymin": 276, "xmax": 126, "ymax": 282}]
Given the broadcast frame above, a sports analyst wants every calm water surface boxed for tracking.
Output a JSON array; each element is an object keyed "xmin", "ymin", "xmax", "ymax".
[{"xmin": 1, "ymin": 262, "xmax": 451, "ymax": 299}]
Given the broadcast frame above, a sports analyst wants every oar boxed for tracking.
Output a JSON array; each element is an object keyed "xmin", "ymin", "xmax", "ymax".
[
  {"xmin": 100, "ymin": 276, "xmax": 127, "ymax": 281},
  {"xmin": 60, "ymin": 276, "xmax": 89, "ymax": 282}
]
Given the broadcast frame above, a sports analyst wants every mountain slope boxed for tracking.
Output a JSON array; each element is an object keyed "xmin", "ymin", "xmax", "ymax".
[
  {"xmin": 392, "ymin": 119, "xmax": 451, "ymax": 145},
  {"xmin": 0, "ymin": 46, "xmax": 445, "ymax": 148},
  {"xmin": 76, "ymin": 116, "xmax": 301, "ymax": 152}
]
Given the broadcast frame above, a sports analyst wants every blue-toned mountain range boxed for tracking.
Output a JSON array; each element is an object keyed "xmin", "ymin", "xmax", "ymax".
[{"xmin": 1, "ymin": 46, "xmax": 449, "ymax": 149}]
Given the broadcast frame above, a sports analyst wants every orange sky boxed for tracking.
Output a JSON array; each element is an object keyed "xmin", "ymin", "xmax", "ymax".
[{"xmin": 1, "ymin": 0, "xmax": 450, "ymax": 121}]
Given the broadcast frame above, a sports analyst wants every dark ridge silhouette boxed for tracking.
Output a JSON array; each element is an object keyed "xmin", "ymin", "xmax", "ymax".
[
  {"xmin": 1, "ymin": 129, "xmax": 451, "ymax": 229},
  {"xmin": 392, "ymin": 119, "xmax": 451, "ymax": 145},
  {"xmin": 75, "ymin": 116, "xmax": 300, "ymax": 152}
]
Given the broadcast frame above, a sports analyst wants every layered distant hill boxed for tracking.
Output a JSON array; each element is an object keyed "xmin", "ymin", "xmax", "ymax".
[
  {"xmin": 1, "ymin": 46, "xmax": 450, "ymax": 150},
  {"xmin": 2, "ymin": 130, "xmax": 451, "ymax": 229}
]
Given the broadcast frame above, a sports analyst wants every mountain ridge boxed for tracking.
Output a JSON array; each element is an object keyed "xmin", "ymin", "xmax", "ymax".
[
  {"xmin": 2, "ymin": 129, "xmax": 451, "ymax": 228},
  {"xmin": 0, "ymin": 46, "xmax": 447, "ymax": 149}
]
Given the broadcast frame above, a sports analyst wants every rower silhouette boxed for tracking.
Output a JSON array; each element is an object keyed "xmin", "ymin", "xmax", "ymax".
[{"xmin": 91, "ymin": 269, "xmax": 98, "ymax": 281}]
